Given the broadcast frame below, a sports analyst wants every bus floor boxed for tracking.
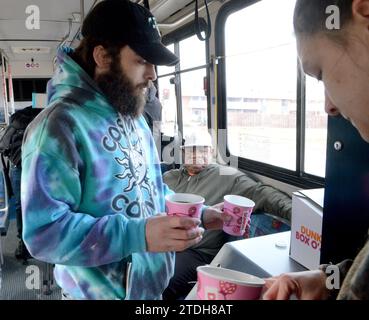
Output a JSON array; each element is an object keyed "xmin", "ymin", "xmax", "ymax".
[{"xmin": 0, "ymin": 220, "xmax": 61, "ymax": 300}]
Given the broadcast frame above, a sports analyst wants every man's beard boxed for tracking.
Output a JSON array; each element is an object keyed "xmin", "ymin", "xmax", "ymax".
[{"xmin": 95, "ymin": 58, "xmax": 148, "ymax": 118}]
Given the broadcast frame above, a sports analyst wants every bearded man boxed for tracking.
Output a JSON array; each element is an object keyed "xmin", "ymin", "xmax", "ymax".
[{"xmin": 21, "ymin": 0, "xmax": 225, "ymax": 300}]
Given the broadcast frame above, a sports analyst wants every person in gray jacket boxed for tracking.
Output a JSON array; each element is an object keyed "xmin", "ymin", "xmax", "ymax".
[{"xmin": 162, "ymin": 132, "xmax": 292, "ymax": 300}]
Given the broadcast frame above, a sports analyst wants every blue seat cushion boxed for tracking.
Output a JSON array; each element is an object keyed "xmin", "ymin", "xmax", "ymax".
[{"xmin": 249, "ymin": 212, "xmax": 290, "ymax": 238}]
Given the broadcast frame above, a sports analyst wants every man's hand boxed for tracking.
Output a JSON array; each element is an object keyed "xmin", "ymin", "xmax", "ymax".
[
  {"xmin": 262, "ymin": 270, "xmax": 330, "ymax": 300},
  {"xmin": 146, "ymin": 214, "xmax": 204, "ymax": 252},
  {"xmin": 202, "ymin": 202, "xmax": 231, "ymax": 230}
]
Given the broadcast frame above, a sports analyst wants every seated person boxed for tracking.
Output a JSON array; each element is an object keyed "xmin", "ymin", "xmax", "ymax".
[{"xmin": 162, "ymin": 132, "xmax": 291, "ymax": 300}]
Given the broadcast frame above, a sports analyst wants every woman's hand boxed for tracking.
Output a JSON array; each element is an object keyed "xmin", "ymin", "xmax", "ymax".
[{"xmin": 262, "ymin": 270, "xmax": 330, "ymax": 300}]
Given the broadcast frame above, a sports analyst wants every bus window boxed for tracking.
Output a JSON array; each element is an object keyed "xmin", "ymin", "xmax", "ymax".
[
  {"xmin": 157, "ymin": 34, "xmax": 208, "ymax": 139},
  {"xmin": 180, "ymin": 35, "xmax": 207, "ymax": 138},
  {"xmin": 157, "ymin": 44, "xmax": 176, "ymax": 77},
  {"xmin": 305, "ymin": 77, "xmax": 327, "ymax": 177},
  {"xmin": 179, "ymin": 34, "xmax": 206, "ymax": 70},
  {"xmin": 225, "ymin": 0, "xmax": 297, "ymax": 171},
  {"xmin": 157, "ymin": 44, "xmax": 176, "ymax": 137},
  {"xmin": 181, "ymin": 68, "xmax": 208, "ymax": 137},
  {"xmin": 157, "ymin": 75, "xmax": 177, "ymax": 137},
  {"xmin": 219, "ymin": 0, "xmax": 325, "ymax": 185}
]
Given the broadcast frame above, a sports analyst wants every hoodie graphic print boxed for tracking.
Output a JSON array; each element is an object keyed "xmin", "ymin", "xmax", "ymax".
[{"xmin": 21, "ymin": 47, "xmax": 174, "ymax": 300}]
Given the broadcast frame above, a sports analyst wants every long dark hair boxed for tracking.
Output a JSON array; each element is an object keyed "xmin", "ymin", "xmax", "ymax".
[
  {"xmin": 294, "ymin": 0, "xmax": 353, "ymax": 37},
  {"xmin": 71, "ymin": 37, "xmax": 126, "ymax": 79}
]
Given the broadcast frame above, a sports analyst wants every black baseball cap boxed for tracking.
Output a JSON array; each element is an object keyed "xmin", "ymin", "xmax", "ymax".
[{"xmin": 81, "ymin": 0, "xmax": 179, "ymax": 66}]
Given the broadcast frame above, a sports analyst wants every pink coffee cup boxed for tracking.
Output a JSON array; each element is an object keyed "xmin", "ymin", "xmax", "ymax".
[
  {"xmin": 223, "ymin": 195, "xmax": 255, "ymax": 236},
  {"xmin": 165, "ymin": 193, "xmax": 205, "ymax": 218},
  {"xmin": 196, "ymin": 266, "xmax": 265, "ymax": 300}
]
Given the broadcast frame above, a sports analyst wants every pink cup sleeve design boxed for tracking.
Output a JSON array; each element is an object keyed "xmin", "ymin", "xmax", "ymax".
[
  {"xmin": 219, "ymin": 281, "xmax": 238, "ymax": 300},
  {"xmin": 226, "ymin": 215, "xmax": 245, "ymax": 230},
  {"xmin": 188, "ymin": 206, "xmax": 197, "ymax": 217},
  {"xmin": 233, "ymin": 207, "xmax": 241, "ymax": 214},
  {"xmin": 233, "ymin": 225, "xmax": 241, "ymax": 234},
  {"xmin": 207, "ymin": 292, "xmax": 217, "ymax": 300}
]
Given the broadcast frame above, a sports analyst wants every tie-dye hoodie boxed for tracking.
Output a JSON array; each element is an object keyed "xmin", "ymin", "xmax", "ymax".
[{"xmin": 21, "ymin": 47, "xmax": 174, "ymax": 300}]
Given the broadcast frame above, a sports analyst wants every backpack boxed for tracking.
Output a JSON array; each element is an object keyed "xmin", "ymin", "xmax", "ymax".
[{"xmin": 0, "ymin": 106, "xmax": 43, "ymax": 167}]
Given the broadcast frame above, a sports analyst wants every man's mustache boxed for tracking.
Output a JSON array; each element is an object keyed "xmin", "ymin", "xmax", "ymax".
[{"xmin": 137, "ymin": 80, "xmax": 152, "ymax": 90}]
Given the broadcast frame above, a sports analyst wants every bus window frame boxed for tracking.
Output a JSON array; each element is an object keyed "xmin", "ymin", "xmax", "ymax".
[
  {"xmin": 215, "ymin": 0, "xmax": 324, "ymax": 189},
  {"xmin": 159, "ymin": 19, "xmax": 212, "ymax": 138}
]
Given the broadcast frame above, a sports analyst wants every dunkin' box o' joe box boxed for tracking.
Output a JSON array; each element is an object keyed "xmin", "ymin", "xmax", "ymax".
[{"xmin": 290, "ymin": 189, "xmax": 324, "ymax": 270}]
